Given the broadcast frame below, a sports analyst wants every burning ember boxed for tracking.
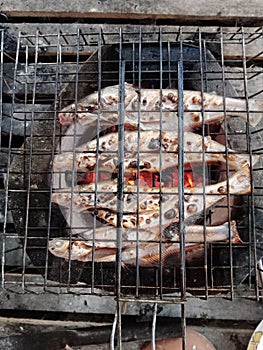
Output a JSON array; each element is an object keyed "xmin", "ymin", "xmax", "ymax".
[
  {"xmin": 77, "ymin": 165, "xmax": 199, "ymax": 188},
  {"xmin": 184, "ymin": 171, "xmax": 194, "ymax": 188}
]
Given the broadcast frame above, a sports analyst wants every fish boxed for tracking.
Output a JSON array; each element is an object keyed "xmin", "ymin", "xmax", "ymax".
[
  {"xmin": 52, "ymin": 165, "xmax": 251, "ymax": 229},
  {"xmin": 74, "ymin": 220, "xmax": 241, "ymax": 246},
  {"xmin": 94, "ymin": 242, "xmax": 205, "ymax": 267},
  {"xmin": 53, "ymin": 130, "xmax": 253, "ymax": 173},
  {"xmin": 58, "ymin": 83, "xmax": 262, "ymax": 129},
  {"xmin": 48, "ymin": 239, "xmax": 113, "ymax": 263},
  {"xmin": 48, "ymin": 220, "xmax": 241, "ymax": 266}
]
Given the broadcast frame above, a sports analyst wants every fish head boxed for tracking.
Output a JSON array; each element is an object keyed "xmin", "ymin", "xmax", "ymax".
[
  {"xmin": 58, "ymin": 103, "xmax": 77, "ymax": 125},
  {"xmin": 48, "ymin": 238, "xmax": 70, "ymax": 259}
]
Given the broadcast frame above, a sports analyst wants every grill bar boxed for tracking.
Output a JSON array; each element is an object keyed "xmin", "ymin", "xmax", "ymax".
[
  {"xmin": 1, "ymin": 25, "xmax": 262, "ymax": 312},
  {"xmin": 151, "ymin": 303, "xmax": 158, "ymax": 350},
  {"xmin": 177, "ymin": 31, "xmax": 186, "ymax": 301},
  {"xmin": 0, "ymin": 30, "xmax": 3, "ymax": 144},
  {"xmin": 91, "ymin": 27, "xmax": 103, "ymax": 294},
  {"xmin": 43, "ymin": 31, "xmax": 60, "ymax": 290},
  {"xmin": 67, "ymin": 28, "xmax": 81, "ymax": 290},
  {"xmin": 115, "ymin": 29, "xmax": 126, "ymax": 349},
  {"xmin": 241, "ymin": 26, "xmax": 260, "ymax": 300},
  {"xmin": 198, "ymin": 29, "xmax": 209, "ymax": 299},
  {"xmin": 0, "ymin": 29, "xmax": 4, "ymax": 287},
  {"xmin": 158, "ymin": 27, "xmax": 164, "ymax": 298},
  {"xmin": 135, "ymin": 27, "xmax": 142, "ymax": 297},
  {"xmin": 219, "ymin": 27, "xmax": 234, "ymax": 299},
  {"xmin": 1, "ymin": 30, "xmax": 21, "ymax": 290}
]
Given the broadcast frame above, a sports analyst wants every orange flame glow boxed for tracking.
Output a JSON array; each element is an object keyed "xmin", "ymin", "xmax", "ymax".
[{"xmin": 184, "ymin": 172, "xmax": 194, "ymax": 188}]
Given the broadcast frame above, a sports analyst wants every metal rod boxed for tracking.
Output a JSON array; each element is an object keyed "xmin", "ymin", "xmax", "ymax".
[
  {"xmin": 91, "ymin": 27, "xmax": 102, "ymax": 294},
  {"xmin": 181, "ymin": 303, "xmax": 187, "ymax": 350},
  {"xmin": 0, "ymin": 30, "xmax": 5, "ymax": 287},
  {"xmin": 21, "ymin": 31, "xmax": 40, "ymax": 290},
  {"xmin": 135, "ymin": 27, "xmax": 142, "ymax": 298},
  {"xmin": 0, "ymin": 29, "xmax": 3, "ymax": 144},
  {"xmin": 67, "ymin": 28, "xmax": 81, "ymax": 290},
  {"xmin": 151, "ymin": 303, "xmax": 158, "ymax": 350},
  {"xmin": 43, "ymin": 30, "xmax": 61, "ymax": 291},
  {"xmin": 220, "ymin": 27, "xmax": 234, "ymax": 299},
  {"xmin": 167, "ymin": 41, "xmax": 171, "ymax": 88},
  {"xmin": 177, "ymin": 28, "xmax": 186, "ymax": 302},
  {"xmin": 110, "ymin": 309, "xmax": 118, "ymax": 350},
  {"xmin": 241, "ymin": 26, "xmax": 259, "ymax": 300},
  {"xmin": 0, "ymin": 28, "xmax": 9, "ymax": 290},
  {"xmin": 198, "ymin": 28, "xmax": 208, "ymax": 299},
  {"xmin": 115, "ymin": 27, "xmax": 125, "ymax": 350},
  {"xmin": 158, "ymin": 27, "xmax": 163, "ymax": 299}
]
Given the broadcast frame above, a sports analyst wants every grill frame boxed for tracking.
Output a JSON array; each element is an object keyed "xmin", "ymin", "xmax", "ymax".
[{"xmin": 1, "ymin": 24, "xmax": 263, "ymax": 348}]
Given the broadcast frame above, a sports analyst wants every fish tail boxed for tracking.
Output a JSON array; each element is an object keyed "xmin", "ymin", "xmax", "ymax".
[{"xmin": 230, "ymin": 220, "xmax": 243, "ymax": 244}]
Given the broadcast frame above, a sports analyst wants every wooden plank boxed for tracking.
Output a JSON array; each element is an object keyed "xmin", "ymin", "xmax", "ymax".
[
  {"xmin": 1, "ymin": 0, "xmax": 263, "ymax": 24},
  {"xmin": 0, "ymin": 290, "xmax": 262, "ymax": 321},
  {"xmin": 0, "ymin": 316, "xmax": 111, "ymax": 333},
  {"xmin": 0, "ymin": 316, "xmax": 254, "ymax": 350}
]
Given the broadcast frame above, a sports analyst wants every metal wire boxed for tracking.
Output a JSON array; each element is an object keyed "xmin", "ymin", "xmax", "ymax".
[
  {"xmin": 135, "ymin": 27, "xmax": 142, "ymax": 297},
  {"xmin": 241, "ymin": 26, "xmax": 259, "ymax": 300},
  {"xmin": 151, "ymin": 303, "xmax": 158, "ymax": 350},
  {"xmin": 43, "ymin": 30, "xmax": 61, "ymax": 291},
  {"xmin": 115, "ymin": 28, "xmax": 126, "ymax": 349},
  {"xmin": 91, "ymin": 27, "xmax": 103, "ymax": 294},
  {"xmin": 158, "ymin": 27, "xmax": 164, "ymax": 298},
  {"xmin": 0, "ymin": 25, "xmax": 262, "ymax": 309},
  {"xmin": 198, "ymin": 30, "xmax": 208, "ymax": 299},
  {"xmin": 67, "ymin": 28, "xmax": 81, "ymax": 291},
  {"xmin": 0, "ymin": 30, "xmax": 3, "ymax": 144},
  {"xmin": 219, "ymin": 27, "xmax": 234, "ymax": 299},
  {"xmin": 2, "ymin": 31, "xmax": 21, "ymax": 290},
  {"xmin": 177, "ymin": 28, "xmax": 186, "ymax": 301}
]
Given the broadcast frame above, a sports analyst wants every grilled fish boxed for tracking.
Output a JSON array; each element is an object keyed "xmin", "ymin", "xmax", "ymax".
[
  {"xmin": 52, "ymin": 165, "xmax": 251, "ymax": 229},
  {"xmin": 52, "ymin": 84, "xmax": 258, "ymax": 267},
  {"xmin": 75, "ymin": 220, "xmax": 240, "ymax": 246},
  {"xmin": 58, "ymin": 83, "xmax": 262, "ymax": 129},
  {"xmin": 48, "ymin": 221, "xmax": 241, "ymax": 265},
  {"xmin": 53, "ymin": 130, "xmax": 252, "ymax": 173}
]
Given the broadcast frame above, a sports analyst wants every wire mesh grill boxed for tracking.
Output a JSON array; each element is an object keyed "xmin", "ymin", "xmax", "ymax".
[{"xmin": 1, "ymin": 26, "xmax": 263, "ymax": 315}]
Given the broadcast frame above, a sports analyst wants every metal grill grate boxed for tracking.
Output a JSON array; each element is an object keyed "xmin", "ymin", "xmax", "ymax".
[{"xmin": 1, "ymin": 25, "xmax": 263, "ymax": 347}]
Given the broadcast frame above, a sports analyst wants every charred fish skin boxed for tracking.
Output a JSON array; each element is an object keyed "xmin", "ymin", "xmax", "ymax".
[
  {"xmin": 52, "ymin": 166, "xmax": 251, "ymax": 231},
  {"xmin": 53, "ymin": 149, "xmax": 252, "ymax": 175},
  {"xmin": 58, "ymin": 83, "xmax": 262, "ymax": 128},
  {"xmin": 59, "ymin": 220, "xmax": 241, "ymax": 247},
  {"xmin": 48, "ymin": 220, "xmax": 242, "ymax": 266},
  {"xmin": 58, "ymin": 83, "xmax": 136, "ymax": 126},
  {"xmin": 53, "ymin": 130, "xmax": 254, "ymax": 173},
  {"xmin": 50, "ymin": 83, "xmax": 258, "ymax": 266}
]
